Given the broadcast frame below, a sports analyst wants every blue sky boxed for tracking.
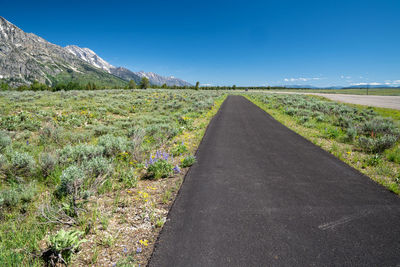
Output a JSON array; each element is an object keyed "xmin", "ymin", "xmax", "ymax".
[{"xmin": 2, "ymin": 0, "xmax": 400, "ymax": 87}]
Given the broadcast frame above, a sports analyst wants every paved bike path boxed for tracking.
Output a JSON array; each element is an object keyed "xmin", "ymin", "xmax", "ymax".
[{"xmin": 149, "ymin": 95, "xmax": 400, "ymax": 266}]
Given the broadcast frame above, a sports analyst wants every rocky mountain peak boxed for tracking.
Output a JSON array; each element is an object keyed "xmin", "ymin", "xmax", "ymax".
[{"xmin": 65, "ymin": 45, "xmax": 114, "ymax": 73}]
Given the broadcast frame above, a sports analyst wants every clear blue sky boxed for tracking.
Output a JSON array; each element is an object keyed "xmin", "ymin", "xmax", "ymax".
[{"xmin": 2, "ymin": 0, "xmax": 400, "ymax": 87}]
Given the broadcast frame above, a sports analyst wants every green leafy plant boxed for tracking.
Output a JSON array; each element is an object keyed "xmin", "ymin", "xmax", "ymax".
[
  {"xmin": 180, "ymin": 155, "xmax": 196, "ymax": 168},
  {"xmin": 146, "ymin": 159, "xmax": 173, "ymax": 179},
  {"xmin": 171, "ymin": 143, "xmax": 188, "ymax": 156},
  {"xmin": 365, "ymin": 154, "xmax": 382, "ymax": 167},
  {"xmin": 45, "ymin": 229, "xmax": 87, "ymax": 265}
]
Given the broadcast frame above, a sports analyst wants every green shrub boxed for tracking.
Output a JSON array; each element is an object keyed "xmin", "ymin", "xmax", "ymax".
[
  {"xmin": 315, "ymin": 115, "xmax": 326, "ymax": 122},
  {"xmin": 0, "ymin": 154, "xmax": 9, "ymax": 172},
  {"xmin": 118, "ymin": 168, "xmax": 138, "ymax": 188},
  {"xmin": 385, "ymin": 147, "xmax": 400, "ymax": 164},
  {"xmin": 145, "ymin": 124, "xmax": 179, "ymax": 140},
  {"xmin": 298, "ymin": 116, "xmax": 310, "ymax": 124},
  {"xmin": 181, "ymin": 155, "xmax": 196, "ymax": 168},
  {"xmin": 127, "ymin": 127, "xmax": 145, "ymax": 139},
  {"xmin": 93, "ymin": 125, "xmax": 115, "ymax": 136},
  {"xmin": 344, "ymin": 126, "xmax": 358, "ymax": 142},
  {"xmin": 58, "ymin": 144, "xmax": 104, "ymax": 165},
  {"xmin": 323, "ymin": 127, "xmax": 341, "ymax": 139},
  {"xmin": 337, "ymin": 115, "xmax": 354, "ymax": 128},
  {"xmin": 56, "ymin": 165, "xmax": 85, "ymax": 197},
  {"xmin": 84, "ymin": 157, "xmax": 112, "ymax": 177},
  {"xmin": 146, "ymin": 159, "xmax": 173, "ymax": 179},
  {"xmin": 284, "ymin": 107, "xmax": 298, "ymax": 116},
  {"xmin": 46, "ymin": 229, "xmax": 86, "ymax": 264},
  {"xmin": 0, "ymin": 182, "xmax": 36, "ymax": 208},
  {"xmin": 377, "ymin": 163, "xmax": 395, "ymax": 177},
  {"xmin": 10, "ymin": 151, "xmax": 36, "ymax": 176},
  {"xmin": 365, "ymin": 154, "xmax": 382, "ymax": 167},
  {"xmin": 98, "ymin": 134, "xmax": 129, "ymax": 157},
  {"xmin": 357, "ymin": 135, "xmax": 397, "ymax": 153},
  {"xmin": 39, "ymin": 153, "xmax": 57, "ymax": 177},
  {"xmin": 359, "ymin": 117, "xmax": 399, "ymax": 136},
  {"xmin": 39, "ymin": 124, "xmax": 63, "ymax": 145},
  {"xmin": 0, "ymin": 132, "xmax": 11, "ymax": 152}
]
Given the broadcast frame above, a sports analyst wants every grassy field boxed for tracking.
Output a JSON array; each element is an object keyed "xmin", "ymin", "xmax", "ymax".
[
  {"xmin": 277, "ymin": 88, "xmax": 400, "ymax": 96},
  {"xmin": 0, "ymin": 89, "xmax": 226, "ymax": 266},
  {"xmin": 246, "ymin": 93, "xmax": 400, "ymax": 194},
  {"xmin": 1, "ymin": 89, "xmax": 399, "ymax": 266}
]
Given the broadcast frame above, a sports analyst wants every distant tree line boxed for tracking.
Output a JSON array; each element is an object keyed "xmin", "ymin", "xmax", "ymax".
[{"xmin": 0, "ymin": 79, "xmax": 318, "ymax": 91}]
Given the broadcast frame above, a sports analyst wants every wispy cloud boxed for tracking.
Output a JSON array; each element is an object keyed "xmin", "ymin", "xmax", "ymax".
[
  {"xmin": 340, "ymin": 75, "xmax": 351, "ymax": 79},
  {"xmin": 283, "ymin": 77, "xmax": 322, "ymax": 82},
  {"xmin": 350, "ymin": 82, "xmax": 382, "ymax": 86},
  {"xmin": 350, "ymin": 80, "xmax": 400, "ymax": 86},
  {"xmin": 385, "ymin": 80, "xmax": 400, "ymax": 85}
]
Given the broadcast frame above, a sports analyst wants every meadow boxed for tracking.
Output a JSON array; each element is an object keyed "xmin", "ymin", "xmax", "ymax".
[
  {"xmin": 0, "ymin": 89, "xmax": 399, "ymax": 266},
  {"xmin": 246, "ymin": 93, "xmax": 400, "ymax": 193},
  {"xmin": 0, "ymin": 89, "xmax": 225, "ymax": 266}
]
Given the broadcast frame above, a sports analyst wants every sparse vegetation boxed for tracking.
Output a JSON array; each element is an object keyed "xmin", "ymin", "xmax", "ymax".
[{"xmin": 0, "ymin": 89, "xmax": 226, "ymax": 266}]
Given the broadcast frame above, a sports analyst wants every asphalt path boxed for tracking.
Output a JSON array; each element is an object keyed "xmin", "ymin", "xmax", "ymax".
[{"xmin": 149, "ymin": 95, "xmax": 400, "ymax": 266}]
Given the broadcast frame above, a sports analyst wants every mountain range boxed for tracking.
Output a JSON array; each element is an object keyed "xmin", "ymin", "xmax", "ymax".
[
  {"xmin": 65, "ymin": 45, "xmax": 191, "ymax": 86},
  {"xmin": 0, "ymin": 16, "xmax": 191, "ymax": 87}
]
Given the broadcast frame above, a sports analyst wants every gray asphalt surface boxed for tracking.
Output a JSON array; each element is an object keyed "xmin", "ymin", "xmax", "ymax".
[{"xmin": 149, "ymin": 95, "xmax": 400, "ymax": 266}]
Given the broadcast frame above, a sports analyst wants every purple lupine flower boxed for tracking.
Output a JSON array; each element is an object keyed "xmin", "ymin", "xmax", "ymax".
[
  {"xmin": 162, "ymin": 152, "xmax": 169, "ymax": 161},
  {"xmin": 123, "ymin": 246, "xmax": 128, "ymax": 254},
  {"xmin": 173, "ymin": 165, "xmax": 181, "ymax": 173},
  {"xmin": 136, "ymin": 247, "xmax": 142, "ymax": 254},
  {"xmin": 26, "ymin": 140, "xmax": 29, "ymax": 145}
]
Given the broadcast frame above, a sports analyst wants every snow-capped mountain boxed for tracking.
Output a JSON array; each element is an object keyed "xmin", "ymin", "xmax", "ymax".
[
  {"xmin": 0, "ymin": 16, "xmax": 127, "ymax": 87},
  {"xmin": 134, "ymin": 71, "xmax": 192, "ymax": 87},
  {"xmin": 66, "ymin": 44, "xmax": 192, "ymax": 86},
  {"xmin": 0, "ymin": 16, "xmax": 192, "ymax": 87},
  {"xmin": 65, "ymin": 45, "xmax": 114, "ymax": 73}
]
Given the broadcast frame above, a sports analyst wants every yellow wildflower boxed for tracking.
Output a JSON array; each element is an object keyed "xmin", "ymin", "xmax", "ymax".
[{"xmin": 139, "ymin": 239, "xmax": 149, "ymax": 246}]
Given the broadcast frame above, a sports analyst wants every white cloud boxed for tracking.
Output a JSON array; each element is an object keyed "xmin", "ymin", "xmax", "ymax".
[
  {"xmin": 350, "ymin": 80, "xmax": 400, "ymax": 86},
  {"xmin": 284, "ymin": 77, "xmax": 322, "ymax": 82},
  {"xmin": 340, "ymin": 75, "xmax": 351, "ymax": 79},
  {"xmin": 350, "ymin": 82, "xmax": 382, "ymax": 86},
  {"xmin": 383, "ymin": 80, "xmax": 400, "ymax": 85},
  {"xmin": 200, "ymin": 83, "xmax": 213, "ymax": 86}
]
